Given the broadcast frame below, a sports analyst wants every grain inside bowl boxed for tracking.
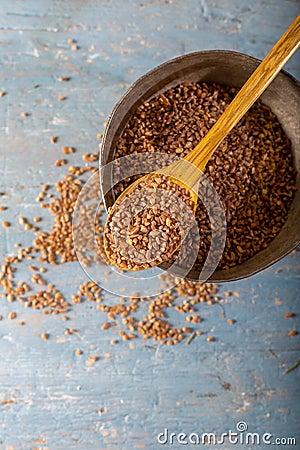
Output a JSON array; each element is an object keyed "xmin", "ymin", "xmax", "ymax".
[{"xmin": 109, "ymin": 81, "xmax": 297, "ymax": 272}]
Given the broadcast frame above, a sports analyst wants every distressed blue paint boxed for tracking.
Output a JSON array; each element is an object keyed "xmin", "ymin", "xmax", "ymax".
[{"xmin": 0, "ymin": 1, "xmax": 299, "ymax": 449}]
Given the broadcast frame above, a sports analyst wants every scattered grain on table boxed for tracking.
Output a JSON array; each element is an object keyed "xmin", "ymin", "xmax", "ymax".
[
  {"xmin": 62, "ymin": 146, "xmax": 75, "ymax": 154},
  {"xmin": 227, "ymin": 318, "xmax": 236, "ymax": 325},
  {"xmin": 87, "ymin": 355, "xmax": 100, "ymax": 366},
  {"xmin": 288, "ymin": 330, "xmax": 299, "ymax": 337},
  {"xmin": 55, "ymin": 159, "xmax": 67, "ymax": 167},
  {"xmin": 284, "ymin": 312, "xmax": 295, "ymax": 319}
]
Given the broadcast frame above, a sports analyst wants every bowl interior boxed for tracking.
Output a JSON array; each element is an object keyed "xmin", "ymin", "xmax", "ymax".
[{"xmin": 100, "ymin": 50, "xmax": 300, "ymax": 282}]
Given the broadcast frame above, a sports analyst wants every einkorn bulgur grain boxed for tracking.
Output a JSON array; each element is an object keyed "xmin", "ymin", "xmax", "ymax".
[
  {"xmin": 113, "ymin": 81, "xmax": 297, "ymax": 270},
  {"xmin": 104, "ymin": 174, "xmax": 195, "ymax": 270}
]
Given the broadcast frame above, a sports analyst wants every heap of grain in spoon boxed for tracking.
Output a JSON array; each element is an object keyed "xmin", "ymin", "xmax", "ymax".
[{"xmin": 104, "ymin": 174, "xmax": 196, "ymax": 270}]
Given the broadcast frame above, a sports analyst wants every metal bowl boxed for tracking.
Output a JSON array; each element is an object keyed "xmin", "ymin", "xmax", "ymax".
[{"xmin": 100, "ymin": 50, "xmax": 300, "ymax": 282}]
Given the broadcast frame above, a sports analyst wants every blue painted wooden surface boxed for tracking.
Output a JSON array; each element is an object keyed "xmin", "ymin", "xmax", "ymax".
[{"xmin": 0, "ymin": 1, "xmax": 299, "ymax": 449}]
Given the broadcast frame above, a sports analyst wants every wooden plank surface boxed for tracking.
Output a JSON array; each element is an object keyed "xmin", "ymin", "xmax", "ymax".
[{"xmin": 0, "ymin": 1, "xmax": 299, "ymax": 449}]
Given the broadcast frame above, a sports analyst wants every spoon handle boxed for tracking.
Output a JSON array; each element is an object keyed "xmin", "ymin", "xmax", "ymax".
[{"xmin": 185, "ymin": 14, "xmax": 300, "ymax": 172}]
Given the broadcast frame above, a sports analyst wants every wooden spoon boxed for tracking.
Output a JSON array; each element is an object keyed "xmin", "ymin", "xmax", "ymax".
[{"xmin": 104, "ymin": 15, "xmax": 300, "ymax": 268}]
